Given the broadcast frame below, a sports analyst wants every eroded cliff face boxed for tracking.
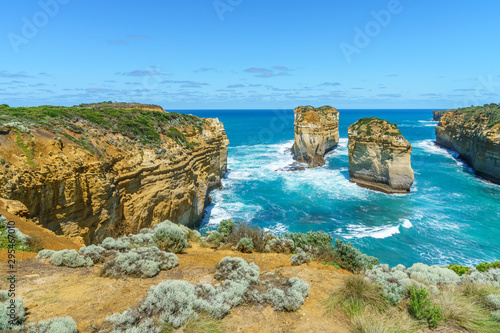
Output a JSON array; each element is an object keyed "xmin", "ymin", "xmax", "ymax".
[
  {"xmin": 0, "ymin": 105, "xmax": 228, "ymax": 245},
  {"xmin": 433, "ymin": 110, "xmax": 449, "ymax": 121},
  {"xmin": 291, "ymin": 105, "xmax": 339, "ymax": 167},
  {"xmin": 348, "ymin": 117, "xmax": 414, "ymax": 193},
  {"xmin": 435, "ymin": 109, "xmax": 500, "ymax": 184}
]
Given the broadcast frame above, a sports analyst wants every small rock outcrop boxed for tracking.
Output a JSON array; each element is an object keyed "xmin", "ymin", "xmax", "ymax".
[
  {"xmin": 433, "ymin": 110, "xmax": 449, "ymax": 121},
  {"xmin": 435, "ymin": 104, "xmax": 500, "ymax": 184},
  {"xmin": 348, "ymin": 117, "xmax": 414, "ymax": 193},
  {"xmin": 291, "ymin": 105, "xmax": 339, "ymax": 167}
]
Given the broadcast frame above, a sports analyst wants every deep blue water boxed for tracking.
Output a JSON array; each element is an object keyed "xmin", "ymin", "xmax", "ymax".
[{"xmin": 177, "ymin": 109, "xmax": 500, "ymax": 267}]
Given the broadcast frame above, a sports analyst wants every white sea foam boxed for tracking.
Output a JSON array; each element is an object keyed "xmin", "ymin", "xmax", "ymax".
[
  {"xmin": 402, "ymin": 219, "xmax": 412, "ymax": 228},
  {"xmin": 413, "ymin": 139, "xmax": 460, "ymax": 159},
  {"xmin": 340, "ymin": 218, "xmax": 413, "ymax": 239},
  {"xmin": 342, "ymin": 224, "xmax": 401, "ymax": 239}
]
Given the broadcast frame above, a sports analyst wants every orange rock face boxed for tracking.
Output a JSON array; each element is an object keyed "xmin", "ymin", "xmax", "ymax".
[{"xmin": 0, "ymin": 112, "xmax": 228, "ymax": 245}]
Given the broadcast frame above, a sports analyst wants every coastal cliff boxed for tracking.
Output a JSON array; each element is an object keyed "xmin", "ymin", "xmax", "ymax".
[
  {"xmin": 435, "ymin": 104, "xmax": 500, "ymax": 184},
  {"xmin": 348, "ymin": 117, "xmax": 414, "ymax": 193},
  {"xmin": 0, "ymin": 103, "xmax": 229, "ymax": 244},
  {"xmin": 433, "ymin": 110, "xmax": 449, "ymax": 121},
  {"xmin": 291, "ymin": 105, "xmax": 339, "ymax": 167}
]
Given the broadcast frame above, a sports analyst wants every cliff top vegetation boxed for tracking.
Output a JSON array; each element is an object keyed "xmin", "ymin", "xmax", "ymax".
[
  {"xmin": 348, "ymin": 117, "xmax": 402, "ymax": 141},
  {"xmin": 0, "ymin": 103, "xmax": 204, "ymax": 145},
  {"xmin": 453, "ymin": 103, "xmax": 500, "ymax": 127}
]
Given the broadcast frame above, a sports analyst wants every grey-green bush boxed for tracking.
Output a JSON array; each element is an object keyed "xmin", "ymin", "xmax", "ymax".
[
  {"xmin": 462, "ymin": 268, "xmax": 500, "ymax": 287},
  {"xmin": 265, "ymin": 237, "xmax": 294, "ymax": 253},
  {"xmin": 265, "ymin": 277, "xmax": 309, "ymax": 311},
  {"xmin": 79, "ymin": 245, "xmax": 106, "ymax": 263},
  {"xmin": 206, "ymin": 230, "xmax": 224, "ymax": 247},
  {"xmin": 140, "ymin": 280, "xmax": 198, "ymax": 328},
  {"xmin": 129, "ymin": 233, "xmax": 154, "ymax": 247},
  {"xmin": 0, "ymin": 290, "xmax": 25, "ymax": 330},
  {"xmin": 406, "ymin": 263, "xmax": 459, "ymax": 284},
  {"xmin": 214, "ymin": 257, "xmax": 260, "ymax": 285},
  {"xmin": 36, "ymin": 249, "xmax": 55, "ymax": 259},
  {"xmin": 49, "ymin": 249, "xmax": 93, "ymax": 268},
  {"xmin": 153, "ymin": 225, "xmax": 187, "ymax": 254},
  {"xmin": 487, "ymin": 294, "xmax": 500, "ymax": 309},
  {"xmin": 27, "ymin": 316, "xmax": 78, "ymax": 333},
  {"xmin": 101, "ymin": 236, "xmax": 131, "ymax": 252},
  {"xmin": 101, "ymin": 246, "xmax": 177, "ymax": 278},
  {"xmin": 290, "ymin": 248, "xmax": 311, "ymax": 266},
  {"xmin": 234, "ymin": 237, "xmax": 253, "ymax": 253}
]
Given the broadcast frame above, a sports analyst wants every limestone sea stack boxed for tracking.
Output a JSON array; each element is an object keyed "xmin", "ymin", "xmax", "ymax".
[
  {"xmin": 435, "ymin": 104, "xmax": 500, "ymax": 184},
  {"xmin": 348, "ymin": 117, "xmax": 414, "ymax": 193},
  {"xmin": 291, "ymin": 105, "xmax": 339, "ymax": 167}
]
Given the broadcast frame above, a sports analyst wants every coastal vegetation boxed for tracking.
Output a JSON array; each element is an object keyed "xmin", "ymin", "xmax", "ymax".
[{"xmin": 0, "ymin": 103, "xmax": 203, "ymax": 146}]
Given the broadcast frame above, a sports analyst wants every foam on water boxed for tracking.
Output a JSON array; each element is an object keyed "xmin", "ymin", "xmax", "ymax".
[{"xmin": 192, "ymin": 109, "xmax": 500, "ymax": 267}]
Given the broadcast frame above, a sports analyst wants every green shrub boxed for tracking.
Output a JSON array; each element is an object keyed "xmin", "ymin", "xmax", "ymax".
[
  {"xmin": 206, "ymin": 231, "xmax": 224, "ymax": 247},
  {"xmin": 49, "ymin": 249, "xmax": 93, "ymax": 268},
  {"xmin": 234, "ymin": 237, "xmax": 253, "ymax": 253},
  {"xmin": 226, "ymin": 221, "xmax": 267, "ymax": 252},
  {"xmin": 217, "ymin": 219, "xmax": 236, "ymax": 237},
  {"xmin": 154, "ymin": 227, "xmax": 187, "ymax": 254},
  {"xmin": 285, "ymin": 230, "xmax": 332, "ymax": 251},
  {"xmin": 27, "ymin": 316, "xmax": 78, "ymax": 333},
  {"xmin": 36, "ymin": 249, "xmax": 55, "ymax": 259},
  {"xmin": 476, "ymin": 261, "xmax": 500, "ymax": 272},
  {"xmin": 446, "ymin": 264, "xmax": 471, "ymax": 276},
  {"xmin": 492, "ymin": 310, "xmax": 500, "ymax": 320},
  {"xmin": 408, "ymin": 286, "xmax": 443, "ymax": 329},
  {"xmin": 334, "ymin": 239, "xmax": 378, "ymax": 273},
  {"xmin": 0, "ymin": 216, "xmax": 31, "ymax": 251}
]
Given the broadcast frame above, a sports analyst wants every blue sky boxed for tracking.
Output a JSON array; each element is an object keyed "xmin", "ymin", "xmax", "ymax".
[{"xmin": 1, "ymin": 0, "xmax": 500, "ymax": 109}]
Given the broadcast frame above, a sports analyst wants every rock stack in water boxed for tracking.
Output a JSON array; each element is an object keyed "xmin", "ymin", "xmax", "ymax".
[
  {"xmin": 348, "ymin": 117, "xmax": 414, "ymax": 193},
  {"xmin": 435, "ymin": 104, "xmax": 500, "ymax": 184},
  {"xmin": 291, "ymin": 105, "xmax": 339, "ymax": 167}
]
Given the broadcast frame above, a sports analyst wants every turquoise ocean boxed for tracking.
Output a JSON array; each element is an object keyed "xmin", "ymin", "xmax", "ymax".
[{"xmin": 178, "ymin": 109, "xmax": 500, "ymax": 267}]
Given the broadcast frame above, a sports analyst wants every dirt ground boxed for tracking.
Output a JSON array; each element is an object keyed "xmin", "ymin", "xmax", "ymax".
[{"xmin": 0, "ymin": 243, "xmax": 352, "ymax": 332}]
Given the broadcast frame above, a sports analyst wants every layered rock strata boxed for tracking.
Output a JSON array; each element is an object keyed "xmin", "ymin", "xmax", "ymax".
[
  {"xmin": 348, "ymin": 117, "xmax": 414, "ymax": 193},
  {"xmin": 291, "ymin": 105, "xmax": 339, "ymax": 167},
  {"xmin": 0, "ymin": 104, "xmax": 229, "ymax": 244},
  {"xmin": 435, "ymin": 105, "xmax": 500, "ymax": 184}
]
